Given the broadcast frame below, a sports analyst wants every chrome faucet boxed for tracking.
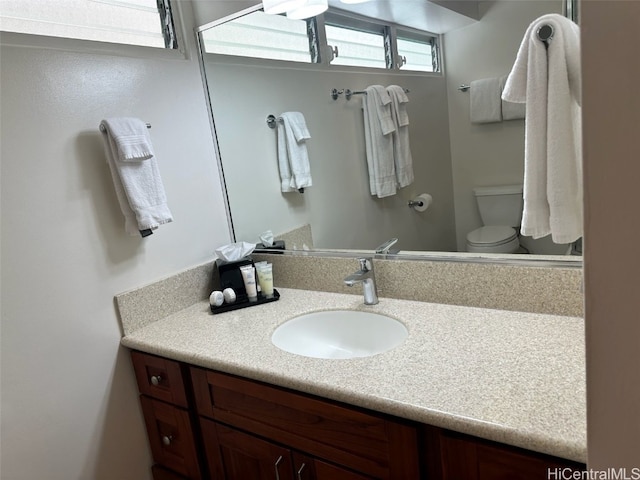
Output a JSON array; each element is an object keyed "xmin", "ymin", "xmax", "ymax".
[
  {"xmin": 343, "ymin": 257, "xmax": 379, "ymax": 305},
  {"xmin": 375, "ymin": 238, "xmax": 399, "ymax": 255}
]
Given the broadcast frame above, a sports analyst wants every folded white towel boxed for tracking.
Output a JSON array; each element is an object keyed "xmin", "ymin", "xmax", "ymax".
[
  {"xmin": 499, "ymin": 75, "xmax": 526, "ymax": 120},
  {"xmin": 363, "ymin": 85, "xmax": 396, "ymax": 198},
  {"xmin": 502, "ymin": 13, "xmax": 582, "ymax": 244},
  {"xmin": 387, "ymin": 85, "xmax": 414, "ymax": 188},
  {"xmin": 100, "ymin": 118, "xmax": 173, "ymax": 236},
  {"xmin": 102, "ymin": 117, "xmax": 155, "ymax": 161},
  {"xmin": 277, "ymin": 112, "xmax": 312, "ymax": 192},
  {"xmin": 470, "ymin": 77, "xmax": 502, "ymax": 124}
]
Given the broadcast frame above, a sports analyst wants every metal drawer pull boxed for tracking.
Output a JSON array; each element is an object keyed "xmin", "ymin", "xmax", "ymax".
[
  {"xmin": 150, "ymin": 375, "xmax": 162, "ymax": 386},
  {"xmin": 297, "ymin": 463, "xmax": 306, "ymax": 480},
  {"xmin": 274, "ymin": 455, "xmax": 283, "ymax": 480},
  {"xmin": 161, "ymin": 435, "xmax": 172, "ymax": 446}
]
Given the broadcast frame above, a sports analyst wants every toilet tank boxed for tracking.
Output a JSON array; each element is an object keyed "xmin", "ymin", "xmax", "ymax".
[{"xmin": 473, "ymin": 184, "xmax": 523, "ymax": 227}]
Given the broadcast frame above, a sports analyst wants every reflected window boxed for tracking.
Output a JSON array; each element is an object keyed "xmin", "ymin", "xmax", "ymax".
[
  {"xmin": 324, "ymin": 24, "xmax": 386, "ymax": 69},
  {"xmin": 396, "ymin": 30, "xmax": 438, "ymax": 72},
  {"xmin": 201, "ymin": 11, "xmax": 314, "ymax": 63}
]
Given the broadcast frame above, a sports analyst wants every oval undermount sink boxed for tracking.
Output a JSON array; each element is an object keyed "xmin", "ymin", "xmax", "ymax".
[{"xmin": 271, "ymin": 310, "xmax": 408, "ymax": 359}]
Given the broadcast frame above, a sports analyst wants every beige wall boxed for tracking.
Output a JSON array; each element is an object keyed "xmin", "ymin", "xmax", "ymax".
[
  {"xmin": 0, "ymin": 3, "xmax": 231, "ymax": 479},
  {"xmin": 583, "ymin": 0, "xmax": 640, "ymax": 469}
]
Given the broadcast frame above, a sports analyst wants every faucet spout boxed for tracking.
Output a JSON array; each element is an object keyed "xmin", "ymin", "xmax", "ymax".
[{"xmin": 343, "ymin": 258, "xmax": 379, "ymax": 305}]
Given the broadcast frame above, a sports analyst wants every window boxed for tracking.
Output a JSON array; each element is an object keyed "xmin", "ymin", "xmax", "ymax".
[
  {"xmin": 199, "ymin": 7, "xmax": 441, "ymax": 73},
  {"xmin": 396, "ymin": 30, "xmax": 438, "ymax": 72},
  {"xmin": 324, "ymin": 24, "xmax": 386, "ymax": 69},
  {"xmin": 201, "ymin": 11, "xmax": 314, "ymax": 63},
  {"xmin": 0, "ymin": 0, "xmax": 177, "ymax": 49}
]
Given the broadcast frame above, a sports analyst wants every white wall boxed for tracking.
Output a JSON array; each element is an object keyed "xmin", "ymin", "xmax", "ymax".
[
  {"xmin": 443, "ymin": 0, "xmax": 567, "ymax": 253},
  {"xmin": 0, "ymin": 2, "xmax": 231, "ymax": 479},
  {"xmin": 205, "ymin": 58, "xmax": 457, "ymax": 252}
]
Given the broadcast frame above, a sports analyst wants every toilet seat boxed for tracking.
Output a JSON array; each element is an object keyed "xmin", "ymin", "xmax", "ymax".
[{"xmin": 466, "ymin": 226, "xmax": 520, "ymax": 253}]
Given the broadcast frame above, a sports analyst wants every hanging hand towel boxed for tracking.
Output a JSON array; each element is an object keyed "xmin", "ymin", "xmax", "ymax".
[
  {"xmin": 499, "ymin": 75, "xmax": 526, "ymax": 120},
  {"xmin": 363, "ymin": 85, "xmax": 396, "ymax": 198},
  {"xmin": 277, "ymin": 112, "xmax": 312, "ymax": 192},
  {"xmin": 100, "ymin": 118, "xmax": 173, "ymax": 236},
  {"xmin": 502, "ymin": 13, "xmax": 582, "ymax": 244},
  {"xmin": 387, "ymin": 85, "xmax": 414, "ymax": 188},
  {"xmin": 470, "ymin": 77, "xmax": 502, "ymax": 123}
]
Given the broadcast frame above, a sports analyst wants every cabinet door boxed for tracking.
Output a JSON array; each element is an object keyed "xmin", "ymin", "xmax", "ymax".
[
  {"xmin": 437, "ymin": 428, "xmax": 585, "ymax": 480},
  {"xmin": 292, "ymin": 452, "xmax": 375, "ymax": 480},
  {"xmin": 201, "ymin": 419, "xmax": 295, "ymax": 480}
]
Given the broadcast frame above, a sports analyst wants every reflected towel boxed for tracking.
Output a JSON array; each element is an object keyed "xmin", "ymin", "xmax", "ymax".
[
  {"xmin": 499, "ymin": 75, "xmax": 526, "ymax": 120},
  {"xmin": 470, "ymin": 77, "xmax": 502, "ymax": 123},
  {"xmin": 387, "ymin": 85, "xmax": 414, "ymax": 188},
  {"xmin": 502, "ymin": 13, "xmax": 582, "ymax": 244},
  {"xmin": 363, "ymin": 85, "xmax": 396, "ymax": 198},
  {"xmin": 277, "ymin": 112, "xmax": 312, "ymax": 192}
]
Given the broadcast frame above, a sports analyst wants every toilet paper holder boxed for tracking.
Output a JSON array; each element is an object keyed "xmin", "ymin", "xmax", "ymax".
[{"xmin": 408, "ymin": 193, "xmax": 433, "ymax": 212}]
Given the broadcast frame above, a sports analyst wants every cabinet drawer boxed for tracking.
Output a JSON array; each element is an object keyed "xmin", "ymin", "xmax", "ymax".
[
  {"xmin": 152, "ymin": 465, "xmax": 189, "ymax": 480},
  {"xmin": 191, "ymin": 368, "xmax": 420, "ymax": 479},
  {"xmin": 140, "ymin": 396, "xmax": 202, "ymax": 480},
  {"xmin": 132, "ymin": 351, "xmax": 188, "ymax": 408}
]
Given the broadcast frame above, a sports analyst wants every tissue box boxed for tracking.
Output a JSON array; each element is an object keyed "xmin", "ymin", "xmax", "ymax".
[
  {"xmin": 214, "ymin": 257, "xmax": 253, "ymax": 296},
  {"xmin": 255, "ymin": 240, "xmax": 285, "ymax": 251}
]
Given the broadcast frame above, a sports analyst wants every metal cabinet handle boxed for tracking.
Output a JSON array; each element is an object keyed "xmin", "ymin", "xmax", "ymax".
[
  {"xmin": 161, "ymin": 435, "xmax": 172, "ymax": 446},
  {"xmin": 274, "ymin": 455, "xmax": 283, "ymax": 480},
  {"xmin": 297, "ymin": 462, "xmax": 307, "ymax": 480},
  {"xmin": 150, "ymin": 375, "xmax": 162, "ymax": 386}
]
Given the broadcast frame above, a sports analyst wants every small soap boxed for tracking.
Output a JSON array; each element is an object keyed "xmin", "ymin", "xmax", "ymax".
[
  {"xmin": 209, "ymin": 290, "xmax": 224, "ymax": 307},
  {"xmin": 223, "ymin": 288, "xmax": 236, "ymax": 304}
]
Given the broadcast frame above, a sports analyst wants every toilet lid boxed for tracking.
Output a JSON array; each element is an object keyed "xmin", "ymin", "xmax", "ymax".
[{"xmin": 467, "ymin": 226, "xmax": 517, "ymax": 246}]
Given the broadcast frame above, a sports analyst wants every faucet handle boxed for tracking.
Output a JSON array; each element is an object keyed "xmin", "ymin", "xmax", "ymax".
[{"xmin": 358, "ymin": 257, "xmax": 373, "ymax": 271}]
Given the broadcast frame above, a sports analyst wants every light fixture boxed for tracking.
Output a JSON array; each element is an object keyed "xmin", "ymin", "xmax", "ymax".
[
  {"xmin": 286, "ymin": 0, "xmax": 329, "ymax": 19},
  {"xmin": 262, "ymin": 0, "xmax": 306, "ymax": 15}
]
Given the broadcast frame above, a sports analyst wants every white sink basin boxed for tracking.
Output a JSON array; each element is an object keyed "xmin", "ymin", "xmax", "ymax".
[{"xmin": 271, "ymin": 310, "xmax": 408, "ymax": 359}]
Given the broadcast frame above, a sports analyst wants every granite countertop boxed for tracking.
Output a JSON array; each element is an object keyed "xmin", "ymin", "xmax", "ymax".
[{"xmin": 120, "ymin": 287, "xmax": 586, "ymax": 463}]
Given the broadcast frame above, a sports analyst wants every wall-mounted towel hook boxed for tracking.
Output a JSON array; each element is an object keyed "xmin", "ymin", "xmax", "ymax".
[
  {"xmin": 331, "ymin": 88, "xmax": 344, "ymax": 100},
  {"xmin": 458, "ymin": 85, "xmax": 471, "ymax": 92},
  {"xmin": 266, "ymin": 114, "xmax": 283, "ymax": 129}
]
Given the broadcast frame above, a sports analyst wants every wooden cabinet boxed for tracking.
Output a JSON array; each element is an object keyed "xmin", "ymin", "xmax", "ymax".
[
  {"xmin": 190, "ymin": 367, "xmax": 419, "ymax": 479},
  {"xmin": 200, "ymin": 420, "xmax": 375, "ymax": 480},
  {"xmin": 130, "ymin": 350, "xmax": 585, "ymax": 480},
  {"xmin": 429, "ymin": 427, "xmax": 584, "ymax": 480},
  {"xmin": 131, "ymin": 351, "xmax": 203, "ymax": 480}
]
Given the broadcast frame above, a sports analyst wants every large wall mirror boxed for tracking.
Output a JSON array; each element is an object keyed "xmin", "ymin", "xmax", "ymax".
[{"xmin": 195, "ymin": 0, "xmax": 582, "ymax": 265}]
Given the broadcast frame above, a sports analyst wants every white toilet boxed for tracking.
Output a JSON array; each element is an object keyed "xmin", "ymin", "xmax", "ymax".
[{"xmin": 466, "ymin": 185, "xmax": 523, "ymax": 254}]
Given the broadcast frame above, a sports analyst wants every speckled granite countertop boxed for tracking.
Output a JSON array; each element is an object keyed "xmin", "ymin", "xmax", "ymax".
[{"xmin": 120, "ymin": 288, "xmax": 586, "ymax": 463}]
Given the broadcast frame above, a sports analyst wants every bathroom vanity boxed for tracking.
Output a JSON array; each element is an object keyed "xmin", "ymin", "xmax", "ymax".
[{"xmin": 120, "ymin": 286, "xmax": 587, "ymax": 480}]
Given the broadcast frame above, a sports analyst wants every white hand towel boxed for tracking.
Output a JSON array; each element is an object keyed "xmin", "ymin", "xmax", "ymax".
[
  {"xmin": 499, "ymin": 75, "xmax": 526, "ymax": 120},
  {"xmin": 363, "ymin": 85, "xmax": 396, "ymax": 198},
  {"xmin": 502, "ymin": 13, "xmax": 582, "ymax": 244},
  {"xmin": 278, "ymin": 112, "xmax": 312, "ymax": 192},
  {"xmin": 470, "ymin": 77, "xmax": 502, "ymax": 123},
  {"xmin": 387, "ymin": 85, "xmax": 414, "ymax": 188},
  {"xmin": 100, "ymin": 118, "xmax": 173, "ymax": 236},
  {"xmin": 102, "ymin": 117, "xmax": 155, "ymax": 161}
]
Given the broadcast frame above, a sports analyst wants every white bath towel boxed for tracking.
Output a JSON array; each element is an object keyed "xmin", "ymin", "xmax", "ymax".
[
  {"xmin": 499, "ymin": 75, "xmax": 526, "ymax": 121},
  {"xmin": 363, "ymin": 85, "xmax": 396, "ymax": 198},
  {"xmin": 277, "ymin": 112, "xmax": 312, "ymax": 192},
  {"xmin": 470, "ymin": 77, "xmax": 502, "ymax": 124},
  {"xmin": 387, "ymin": 85, "xmax": 414, "ymax": 188},
  {"xmin": 100, "ymin": 118, "xmax": 173, "ymax": 236},
  {"xmin": 502, "ymin": 13, "xmax": 582, "ymax": 244}
]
